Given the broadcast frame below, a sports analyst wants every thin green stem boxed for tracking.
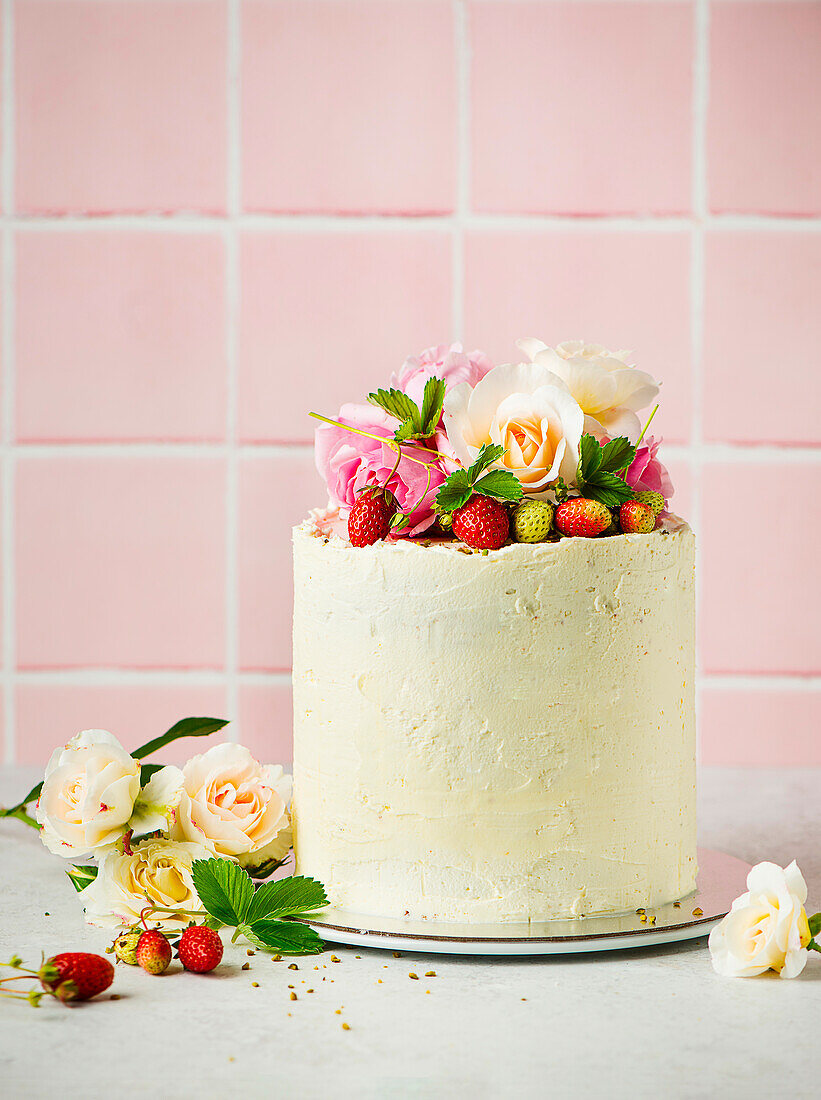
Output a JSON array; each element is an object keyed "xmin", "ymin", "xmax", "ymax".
[
  {"xmin": 309, "ymin": 412, "xmax": 451, "ymax": 466},
  {"xmin": 635, "ymin": 404, "xmax": 659, "ymax": 449}
]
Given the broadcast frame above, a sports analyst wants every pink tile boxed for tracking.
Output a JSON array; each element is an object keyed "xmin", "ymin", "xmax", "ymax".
[
  {"xmin": 238, "ymin": 681, "xmax": 293, "ymax": 765},
  {"xmin": 470, "ymin": 2, "xmax": 692, "ymax": 214},
  {"xmin": 464, "ymin": 230, "xmax": 692, "ymax": 443},
  {"xmin": 662, "ymin": 455, "xmax": 692, "ymax": 521},
  {"xmin": 701, "ymin": 688, "xmax": 821, "ymax": 766},
  {"xmin": 239, "ymin": 232, "xmax": 453, "ymax": 442},
  {"xmin": 700, "ymin": 464, "xmax": 820, "ymax": 674},
  {"xmin": 16, "ymin": 232, "xmax": 226, "ymax": 442},
  {"xmin": 241, "ymin": 1, "xmax": 456, "ymax": 213},
  {"xmin": 239, "ymin": 454, "xmax": 323, "ymax": 672},
  {"xmin": 15, "ymin": 683, "xmax": 229, "ymax": 768},
  {"xmin": 16, "ymin": 0, "xmax": 227, "ymax": 214},
  {"xmin": 704, "ymin": 233, "xmax": 821, "ymax": 445},
  {"xmin": 709, "ymin": 3, "xmax": 821, "ymax": 215},
  {"xmin": 17, "ymin": 458, "xmax": 227, "ymax": 669}
]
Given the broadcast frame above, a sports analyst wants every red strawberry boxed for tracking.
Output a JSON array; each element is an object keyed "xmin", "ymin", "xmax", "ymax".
[
  {"xmin": 177, "ymin": 925, "xmax": 224, "ymax": 974},
  {"xmin": 451, "ymin": 495, "xmax": 509, "ymax": 550},
  {"xmin": 348, "ymin": 488, "xmax": 396, "ymax": 547},
  {"xmin": 555, "ymin": 498, "xmax": 611, "ymax": 538},
  {"xmin": 136, "ymin": 929, "xmax": 172, "ymax": 975},
  {"xmin": 42, "ymin": 952, "xmax": 114, "ymax": 1002},
  {"xmin": 619, "ymin": 500, "xmax": 656, "ymax": 534}
]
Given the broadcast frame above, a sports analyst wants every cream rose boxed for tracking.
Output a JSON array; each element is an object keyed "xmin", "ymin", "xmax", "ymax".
[
  {"xmin": 518, "ymin": 338, "xmax": 659, "ymax": 442},
  {"xmin": 82, "ymin": 837, "xmax": 209, "ymax": 928},
  {"xmin": 36, "ymin": 729, "xmax": 140, "ymax": 858},
  {"xmin": 443, "ymin": 361, "xmax": 584, "ymax": 496},
  {"xmin": 172, "ymin": 744, "xmax": 292, "ymax": 872},
  {"xmin": 709, "ymin": 860, "xmax": 812, "ymax": 979}
]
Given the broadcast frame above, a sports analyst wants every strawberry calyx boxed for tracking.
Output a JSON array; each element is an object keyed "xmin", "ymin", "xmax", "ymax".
[{"xmin": 434, "ymin": 444, "xmax": 523, "ymax": 527}]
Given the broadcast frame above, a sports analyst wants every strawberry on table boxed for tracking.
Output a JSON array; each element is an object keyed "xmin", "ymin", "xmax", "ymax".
[
  {"xmin": 135, "ymin": 929, "xmax": 172, "ymax": 975},
  {"xmin": 42, "ymin": 952, "xmax": 114, "ymax": 1002},
  {"xmin": 177, "ymin": 925, "xmax": 224, "ymax": 974}
]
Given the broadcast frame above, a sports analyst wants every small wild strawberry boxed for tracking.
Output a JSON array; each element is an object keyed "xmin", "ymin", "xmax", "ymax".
[
  {"xmin": 42, "ymin": 952, "xmax": 115, "ymax": 1002},
  {"xmin": 177, "ymin": 926, "xmax": 224, "ymax": 974},
  {"xmin": 554, "ymin": 498, "xmax": 611, "ymax": 538},
  {"xmin": 136, "ymin": 930, "xmax": 172, "ymax": 975},
  {"xmin": 633, "ymin": 490, "xmax": 665, "ymax": 517},
  {"xmin": 619, "ymin": 500, "xmax": 656, "ymax": 534},
  {"xmin": 348, "ymin": 488, "xmax": 396, "ymax": 547},
  {"xmin": 112, "ymin": 930, "xmax": 141, "ymax": 966},
  {"xmin": 451, "ymin": 495, "xmax": 510, "ymax": 550}
]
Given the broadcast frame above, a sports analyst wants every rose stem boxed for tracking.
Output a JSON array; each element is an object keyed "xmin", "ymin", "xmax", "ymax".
[
  {"xmin": 308, "ymin": 412, "xmax": 452, "ymax": 466},
  {"xmin": 635, "ymin": 404, "xmax": 659, "ymax": 449}
]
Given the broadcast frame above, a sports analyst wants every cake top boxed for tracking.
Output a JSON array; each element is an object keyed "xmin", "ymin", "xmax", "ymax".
[{"xmin": 310, "ymin": 339, "xmax": 677, "ymax": 552}]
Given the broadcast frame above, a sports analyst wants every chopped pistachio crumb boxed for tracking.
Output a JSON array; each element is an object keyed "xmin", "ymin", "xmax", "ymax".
[
  {"xmin": 246, "ymin": 949, "xmax": 255, "ymax": 956},
  {"xmin": 330, "ymin": 955, "xmax": 341, "ymax": 963},
  {"xmin": 335, "ymin": 1009, "xmax": 342, "ymax": 1015},
  {"xmin": 288, "ymin": 963, "xmax": 299, "ymax": 971},
  {"xmin": 272, "ymin": 954, "xmax": 282, "ymax": 962},
  {"xmin": 241, "ymin": 962, "xmax": 250, "ymax": 971},
  {"xmin": 425, "ymin": 971, "xmax": 436, "ymax": 977},
  {"xmin": 693, "ymin": 907, "xmax": 704, "ymax": 917},
  {"xmin": 251, "ymin": 982, "xmax": 259, "ymax": 988},
  {"xmin": 342, "ymin": 1023, "xmax": 351, "ymax": 1031},
  {"xmin": 409, "ymin": 972, "xmax": 419, "ymax": 980},
  {"xmin": 290, "ymin": 992, "xmax": 297, "ymax": 1001},
  {"xmin": 392, "ymin": 952, "xmax": 401, "ymax": 959}
]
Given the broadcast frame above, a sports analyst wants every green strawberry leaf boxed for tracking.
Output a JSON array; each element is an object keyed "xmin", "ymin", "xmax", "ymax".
[
  {"xmin": 599, "ymin": 436, "xmax": 636, "ymax": 474},
  {"xmin": 468, "ymin": 443, "xmax": 505, "ymax": 479},
  {"xmin": 581, "ymin": 472, "xmax": 636, "ymax": 508},
  {"xmin": 66, "ymin": 864, "xmax": 98, "ymax": 893},
  {"xmin": 394, "ymin": 418, "xmax": 419, "ymax": 443},
  {"xmin": 473, "ymin": 469, "xmax": 524, "ymax": 502},
  {"xmin": 239, "ymin": 919, "xmax": 325, "ymax": 956},
  {"xmin": 435, "ymin": 485, "xmax": 473, "ymax": 514},
  {"xmin": 367, "ymin": 388, "xmax": 421, "ymax": 428},
  {"xmin": 245, "ymin": 876, "xmax": 328, "ymax": 925},
  {"xmin": 420, "ymin": 376, "xmax": 447, "ymax": 436},
  {"xmin": 577, "ymin": 433, "xmax": 602, "ymax": 483},
  {"xmin": 191, "ymin": 858, "xmax": 254, "ymax": 928}
]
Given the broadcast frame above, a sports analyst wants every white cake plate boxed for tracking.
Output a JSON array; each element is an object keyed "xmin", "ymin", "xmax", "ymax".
[{"xmin": 292, "ymin": 848, "xmax": 749, "ymax": 956}]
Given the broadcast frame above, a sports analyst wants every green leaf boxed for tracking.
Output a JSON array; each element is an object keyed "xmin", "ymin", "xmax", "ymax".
[
  {"xmin": 808, "ymin": 938, "xmax": 821, "ymax": 954},
  {"xmin": 577, "ymin": 433, "xmax": 602, "ymax": 482},
  {"xmin": 133, "ymin": 717, "xmax": 229, "ymax": 762},
  {"xmin": 808, "ymin": 912, "xmax": 821, "ymax": 937},
  {"xmin": 435, "ymin": 484, "xmax": 473, "ymax": 514},
  {"xmin": 191, "ymin": 858, "xmax": 254, "ymax": 927},
  {"xmin": 0, "ymin": 779, "xmax": 44, "ymax": 818},
  {"xmin": 245, "ymin": 876, "xmax": 328, "ymax": 925},
  {"xmin": 420, "ymin": 376, "xmax": 446, "ymax": 436},
  {"xmin": 599, "ymin": 436, "xmax": 636, "ymax": 474},
  {"xmin": 468, "ymin": 443, "xmax": 505, "ymax": 479},
  {"xmin": 367, "ymin": 388, "xmax": 420, "ymax": 428},
  {"xmin": 240, "ymin": 919, "xmax": 325, "ymax": 956},
  {"xmin": 139, "ymin": 762, "xmax": 164, "ymax": 785},
  {"xmin": 393, "ymin": 418, "xmax": 419, "ymax": 443},
  {"xmin": 66, "ymin": 865, "xmax": 98, "ymax": 893},
  {"xmin": 473, "ymin": 470, "xmax": 524, "ymax": 502},
  {"xmin": 582, "ymin": 472, "xmax": 636, "ymax": 508}
]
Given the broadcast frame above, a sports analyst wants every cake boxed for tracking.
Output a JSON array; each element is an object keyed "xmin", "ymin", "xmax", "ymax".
[{"xmin": 292, "ymin": 339, "xmax": 697, "ymax": 922}]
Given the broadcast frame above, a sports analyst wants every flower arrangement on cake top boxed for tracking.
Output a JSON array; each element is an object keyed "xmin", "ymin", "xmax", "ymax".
[{"xmin": 313, "ymin": 339, "xmax": 674, "ymax": 550}]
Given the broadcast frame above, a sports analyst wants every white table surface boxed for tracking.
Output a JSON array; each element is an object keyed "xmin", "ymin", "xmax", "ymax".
[{"xmin": 1, "ymin": 766, "xmax": 819, "ymax": 1100}]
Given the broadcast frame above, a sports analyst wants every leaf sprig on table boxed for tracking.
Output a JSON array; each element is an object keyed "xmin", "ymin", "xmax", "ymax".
[{"xmin": 190, "ymin": 859, "xmax": 327, "ymax": 956}]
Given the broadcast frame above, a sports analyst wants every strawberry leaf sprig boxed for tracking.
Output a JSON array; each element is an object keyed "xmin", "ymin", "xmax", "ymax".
[
  {"xmin": 368, "ymin": 376, "xmax": 447, "ymax": 443},
  {"xmin": 435, "ymin": 444, "xmax": 524, "ymax": 516},
  {"xmin": 575, "ymin": 434, "xmax": 637, "ymax": 507}
]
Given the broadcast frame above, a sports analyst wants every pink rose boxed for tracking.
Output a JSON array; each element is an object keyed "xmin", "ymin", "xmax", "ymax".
[
  {"xmin": 392, "ymin": 343, "xmax": 493, "ymax": 410},
  {"xmin": 625, "ymin": 436, "xmax": 674, "ymax": 502},
  {"xmin": 315, "ymin": 403, "xmax": 446, "ymax": 537}
]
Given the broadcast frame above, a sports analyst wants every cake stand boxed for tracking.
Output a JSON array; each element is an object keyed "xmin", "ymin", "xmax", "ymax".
[{"xmin": 292, "ymin": 848, "xmax": 749, "ymax": 956}]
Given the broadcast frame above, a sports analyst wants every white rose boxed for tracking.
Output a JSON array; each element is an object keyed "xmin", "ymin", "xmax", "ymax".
[
  {"xmin": 36, "ymin": 729, "xmax": 140, "ymax": 858},
  {"xmin": 82, "ymin": 837, "xmax": 209, "ymax": 928},
  {"xmin": 171, "ymin": 743, "xmax": 292, "ymax": 872},
  {"xmin": 709, "ymin": 860, "xmax": 812, "ymax": 979},
  {"xmin": 518, "ymin": 338, "xmax": 659, "ymax": 441},
  {"xmin": 443, "ymin": 361, "xmax": 584, "ymax": 496}
]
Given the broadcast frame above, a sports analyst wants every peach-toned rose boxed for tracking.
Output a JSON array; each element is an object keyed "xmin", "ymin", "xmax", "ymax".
[
  {"xmin": 172, "ymin": 743, "xmax": 291, "ymax": 872},
  {"xmin": 37, "ymin": 729, "xmax": 140, "ymax": 858},
  {"xmin": 444, "ymin": 361, "xmax": 584, "ymax": 495},
  {"xmin": 518, "ymin": 338, "xmax": 659, "ymax": 442}
]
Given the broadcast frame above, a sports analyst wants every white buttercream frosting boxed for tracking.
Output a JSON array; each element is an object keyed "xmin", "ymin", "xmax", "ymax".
[{"xmin": 292, "ymin": 523, "xmax": 697, "ymax": 922}]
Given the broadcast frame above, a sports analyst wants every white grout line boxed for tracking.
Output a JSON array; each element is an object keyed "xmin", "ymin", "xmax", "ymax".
[
  {"xmin": 2, "ymin": 0, "xmax": 14, "ymax": 763},
  {"xmin": 690, "ymin": 0, "xmax": 710, "ymax": 763},
  {"xmin": 224, "ymin": 0, "xmax": 241, "ymax": 742},
  {"xmin": 14, "ymin": 668, "xmax": 294, "ymax": 687},
  {"xmin": 452, "ymin": 0, "xmax": 469, "ymax": 342}
]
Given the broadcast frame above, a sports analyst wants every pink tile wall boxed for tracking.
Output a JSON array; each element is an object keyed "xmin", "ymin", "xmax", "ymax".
[{"xmin": 3, "ymin": 1, "xmax": 819, "ymax": 769}]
